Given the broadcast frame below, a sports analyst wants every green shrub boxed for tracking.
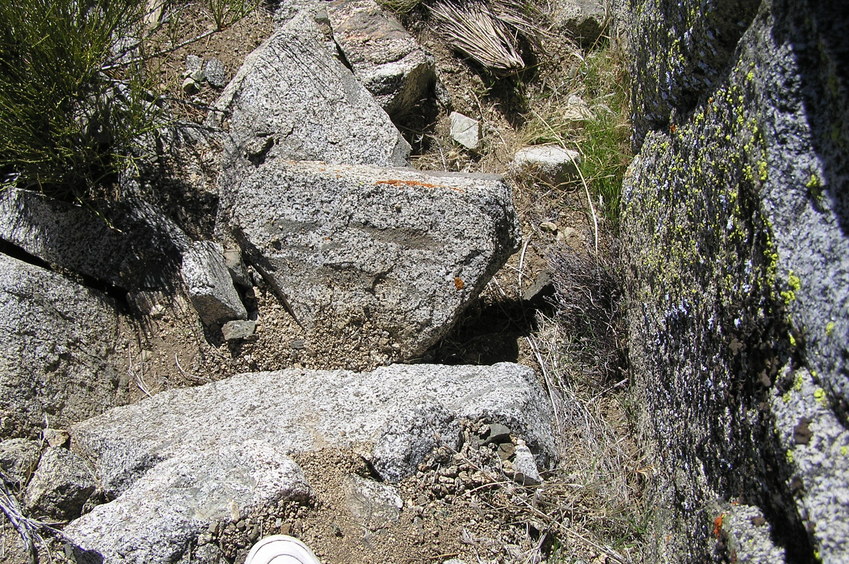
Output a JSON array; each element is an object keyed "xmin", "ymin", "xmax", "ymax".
[{"xmin": 0, "ymin": 0, "xmax": 255, "ymax": 200}]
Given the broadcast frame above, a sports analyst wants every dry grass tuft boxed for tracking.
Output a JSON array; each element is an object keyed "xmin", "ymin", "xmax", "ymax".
[{"xmin": 428, "ymin": 0, "xmax": 534, "ymax": 73}]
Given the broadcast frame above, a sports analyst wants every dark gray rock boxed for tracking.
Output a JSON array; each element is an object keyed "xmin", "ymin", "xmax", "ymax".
[
  {"xmin": 204, "ymin": 58, "xmax": 227, "ymax": 88},
  {"xmin": 65, "ymin": 443, "xmax": 310, "ymax": 563},
  {"xmin": 210, "ymin": 10, "xmax": 410, "ymax": 184},
  {"xmin": 620, "ymin": 0, "xmax": 849, "ymax": 560},
  {"xmin": 25, "ymin": 447, "xmax": 95, "ymax": 520},
  {"xmin": 0, "ymin": 187, "xmax": 189, "ymax": 291},
  {"xmin": 0, "ymin": 254, "xmax": 124, "ymax": 439},
  {"xmin": 219, "ymin": 160, "xmax": 520, "ymax": 366},
  {"xmin": 181, "ymin": 241, "xmax": 247, "ymax": 326},
  {"xmin": 327, "ymin": 0, "xmax": 435, "ymax": 118},
  {"xmin": 0, "ymin": 438, "xmax": 40, "ymax": 486},
  {"xmin": 551, "ymin": 0, "xmax": 608, "ymax": 47}
]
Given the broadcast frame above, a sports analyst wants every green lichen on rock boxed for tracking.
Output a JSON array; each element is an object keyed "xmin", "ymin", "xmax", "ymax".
[{"xmin": 619, "ymin": 0, "xmax": 849, "ymax": 560}]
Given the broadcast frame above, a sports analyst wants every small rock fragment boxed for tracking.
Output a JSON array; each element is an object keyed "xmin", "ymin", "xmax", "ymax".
[
  {"xmin": 343, "ymin": 474, "xmax": 403, "ymax": 531},
  {"xmin": 540, "ymin": 221, "xmax": 559, "ymax": 233},
  {"xmin": 205, "ymin": 58, "xmax": 228, "ymax": 88},
  {"xmin": 222, "ymin": 319, "xmax": 257, "ymax": 341},
  {"xmin": 450, "ymin": 111, "xmax": 480, "ymax": 150},
  {"xmin": 508, "ymin": 440, "xmax": 542, "ymax": 486},
  {"xmin": 182, "ymin": 241, "xmax": 248, "ymax": 326},
  {"xmin": 42, "ymin": 428, "xmax": 70, "ymax": 448},
  {"xmin": 25, "ymin": 447, "xmax": 95, "ymax": 520},
  {"xmin": 482, "ymin": 423, "xmax": 512, "ymax": 444},
  {"xmin": 511, "ymin": 145, "xmax": 581, "ymax": 185},
  {"xmin": 185, "ymin": 54, "xmax": 203, "ymax": 74},
  {"xmin": 182, "ymin": 77, "xmax": 199, "ymax": 95}
]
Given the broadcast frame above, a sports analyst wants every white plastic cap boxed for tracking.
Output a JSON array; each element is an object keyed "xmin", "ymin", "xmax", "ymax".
[{"xmin": 245, "ymin": 535, "xmax": 321, "ymax": 564}]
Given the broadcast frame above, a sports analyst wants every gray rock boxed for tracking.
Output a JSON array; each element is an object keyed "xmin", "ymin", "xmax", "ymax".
[
  {"xmin": 181, "ymin": 76, "xmax": 199, "ymax": 95},
  {"xmin": 42, "ymin": 428, "xmax": 70, "ymax": 448},
  {"xmin": 510, "ymin": 145, "xmax": 581, "ymax": 185},
  {"xmin": 507, "ymin": 440, "xmax": 542, "ymax": 486},
  {"xmin": 221, "ymin": 319, "xmax": 256, "ymax": 341},
  {"xmin": 25, "ymin": 447, "xmax": 95, "ymax": 520},
  {"xmin": 552, "ymin": 0, "xmax": 608, "ymax": 47},
  {"xmin": 181, "ymin": 241, "xmax": 247, "ymax": 326},
  {"xmin": 204, "ymin": 58, "xmax": 227, "ymax": 88},
  {"xmin": 327, "ymin": 0, "xmax": 435, "ymax": 117},
  {"xmin": 0, "ymin": 438, "xmax": 40, "ymax": 486},
  {"xmin": 65, "ymin": 442, "xmax": 310, "ymax": 563},
  {"xmin": 0, "ymin": 254, "xmax": 123, "ymax": 439},
  {"xmin": 220, "ymin": 160, "xmax": 520, "ymax": 366},
  {"xmin": 185, "ymin": 54, "xmax": 203, "ymax": 74},
  {"xmin": 449, "ymin": 111, "xmax": 480, "ymax": 150},
  {"xmin": 210, "ymin": 10, "xmax": 410, "ymax": 183},
  {"xmin": 619, "ymin": 0, "xmax": 849, "ymax": 559},
  {"xmin": 343, "ymin": 474, "xmax": 402, "ymax": 530},
  {"xmin": 70, "ymin": 363, "xmax": 555, "ymax": 496},
  {"xmin": 0, "ymin": 187, "xmax": 189, "ymax": 291}
]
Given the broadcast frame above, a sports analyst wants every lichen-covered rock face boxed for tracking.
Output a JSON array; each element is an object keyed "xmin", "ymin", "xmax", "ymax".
[
  {"xmin": 620, "ymin": 0, "xmax": 849, "ymax": 560},
  {"xmin": 0, "ymin": 254, "xmax": 125, "ymax": 439}
]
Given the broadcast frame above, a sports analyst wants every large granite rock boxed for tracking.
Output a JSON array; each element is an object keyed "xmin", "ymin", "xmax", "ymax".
[
  {"xmin": 65, "ymin": 443, "xmax": 310, "ymax": 563},
  {"xmin": 0, "ymin": 254, "xmax": 124, "ymax": 439},
  {"xmin": 210, "ymin": 10, "xmax": 410, "ymax": 182},
  {"xmin": 327, "ymin": 0, "xmax": 435, "ymax": 118},
  {"xmin": 64, "ymin": 363, "xmax": 554, "ymax": 562},
  {"xmin": 0, "ymin": 187, "xmax": 189, "ymax": 291},
  {"xmin": 551, "ymin": 0, "xmax": 608, "ymax": 47},
  {"xmin": 220, "ymin": 160, "xmax": 520, "ymax": 366},
  {"xmin": 620, "ymin": 0, "xmax": 849, "ymax": 560}
]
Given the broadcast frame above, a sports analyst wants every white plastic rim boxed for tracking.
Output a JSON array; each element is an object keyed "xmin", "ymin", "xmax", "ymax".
[{"xmin": 244, "ymin": 535, "xmax": 321, "ymax": 564}]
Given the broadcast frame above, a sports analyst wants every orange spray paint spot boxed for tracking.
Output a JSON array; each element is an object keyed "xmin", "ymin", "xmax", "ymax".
[
  {"xmin": 713, "ymin": 514, "xmax": 725, "ymax": 539},
  {"xmin": 454, "ymin": 277, "xmax": 465, "ymax": 290}
]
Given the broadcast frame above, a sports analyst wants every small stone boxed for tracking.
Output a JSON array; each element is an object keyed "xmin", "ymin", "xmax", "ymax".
[
  {"xmin": 185, "ymin": 54, "xmax": 203, "ymax": 74},
  {"xmin": 42, "ymin": 429, "xmax": 70, "ymax": 448},
  {"xmin": 182, "ymin": 77, "xmax": 199, "ymax": 95},
  {"xmin": 482, "ymin": 423, "xmax": 512, "ymax": 444},
  {"xmin": 540, "ymin": 221, "xmax": 559, "ymax": 233},
  {"xmin": 343, "ymin": 474, "xmax": 403, "ymax": 531},
  {"xmin": 511, "ymin": 145, "xmax": 581, "ymax": 185},
  {"xmin": 508, "ymin": 441, "xmax": 542, "ymax": 486},
  {"xmin": 205, "ymin": 58, "xmax": 228, "ymax": 88},
  {"xmin": 222, "ymin": 319, "xmax": 257, "ymax": 341},
  {"xmin": 450, "ymin": 112, "xmax": 481, "ymax": 150},
  {"xmin": 497, "ymin": 442, "xmax": 516, "ymax": 460}
]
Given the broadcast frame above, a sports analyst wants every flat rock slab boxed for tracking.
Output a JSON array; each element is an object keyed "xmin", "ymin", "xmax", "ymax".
[
  {"xmin": 0, "ymin": 254, "xmax": 124, "ymax": 439},
  {"xmin": 327, "ymin": 0, "xmax": 435, "ymax": 117},
  {"xmin": 66, "ymin": 363, "xmax": 554, "ymax": 562},
  {"xmin": 71, "ymin": 363, "xmax": 554, "ymax": 494},
  {"xmin": 211, "ymin": 11, "xmax": 410, "ymax": 178},
  {"xmin": 221, "ymin": 160, "xmax": 520, "ymax": 366}
]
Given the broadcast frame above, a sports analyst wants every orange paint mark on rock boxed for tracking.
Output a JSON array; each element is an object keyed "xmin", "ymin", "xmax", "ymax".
[
  {"xmin": 454, "ymin": 277, "xmax": 465, "ymax": 290},
  {"xmin": 713, "ymin": 514, "xmax": 725, "ymax": 539}
]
